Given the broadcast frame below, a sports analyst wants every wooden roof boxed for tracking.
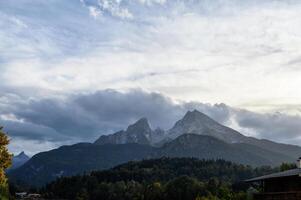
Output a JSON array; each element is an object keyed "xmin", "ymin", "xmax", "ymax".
[{"xmin": 246, "ymin": 168, "xmax": 301, "ymax": 182}]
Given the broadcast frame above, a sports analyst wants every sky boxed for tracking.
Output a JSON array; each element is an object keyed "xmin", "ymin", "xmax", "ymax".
[{"xmin": 1, "ymin": 0, "xmax": 301, "ymax": 155}]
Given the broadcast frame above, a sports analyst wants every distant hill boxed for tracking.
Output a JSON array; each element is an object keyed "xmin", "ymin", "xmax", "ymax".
[
  {"xmin": 9, "ymin": 143, "xmax": 155, "ymax": 187},
  {"xmin": 8, "ymin": 110, "xmax": 301, "ymax": 186}
]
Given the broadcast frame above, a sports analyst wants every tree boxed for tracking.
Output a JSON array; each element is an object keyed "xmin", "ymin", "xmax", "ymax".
[
  {"xmin": 165, "ymin": 176, "xmax": 206, "ymax": 200},
  {"xmin": 0, "ymin": 127, "xmax": 12, "ymax": 199},
  {"xmin": 75, "ymin": 188, "xmax": 89, "ymax": 200},
  {"xmin": 144, "ymin": 182, "xmax": 164, "ymax": 200},
  {"xmin": 280, "ymin": 162, "xmax": 296, "ymax": 172}
]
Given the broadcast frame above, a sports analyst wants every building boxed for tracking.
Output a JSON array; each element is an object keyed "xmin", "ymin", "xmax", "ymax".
[
  {"xmin": 246, "ymin": 158, "xmax": 301, "ymax": 200},
  {"xmin": 15, "ymin": 192, "xmax": 42, "ymax": 199}
]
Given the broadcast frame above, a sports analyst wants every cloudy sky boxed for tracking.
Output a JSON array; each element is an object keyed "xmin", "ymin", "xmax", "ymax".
[{"xmin": 1, "ymin": 0, "xmax": 301, "ymax": 155}]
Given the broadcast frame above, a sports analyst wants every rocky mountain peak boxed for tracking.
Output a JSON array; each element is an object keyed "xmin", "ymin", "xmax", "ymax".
[
  {"xmin": 168, "ymin": 109, "xmax": 245, "ymax": 143},
  {"xmin": 181, "ymin": 110, "xmax": 215, "ymax": 125},
  {"xmin": 94, "ymin": 118, "xmax": 153, "ymax": 145},
  {"xmin": 126, "ymin": 118, "xmax": 151, "ymax": 133}
]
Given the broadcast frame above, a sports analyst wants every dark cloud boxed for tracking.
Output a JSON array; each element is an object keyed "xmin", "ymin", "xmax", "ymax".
[
  {"xmin": 0, "ymin": 90, "xmax": 183, "ymax": 142},
  {"xmin": 0, "ymin": 89, "xmax": 234, "ymax": 143},
  {"xmin": 233, "ymin": 109, "xmax": 301, "ymax": 144},
  {"xmin": 0, "ymin": 119, "xmax": 62, "ymax": 141},
  {"xmin": 1, "ymin": 89, "xmax": 301, "ymax": 154}
]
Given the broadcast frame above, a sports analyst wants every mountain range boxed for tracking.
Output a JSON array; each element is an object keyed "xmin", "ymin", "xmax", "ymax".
[{"xmin": 8, "ymin": 110, "xmax": 301, "ymax": 186}]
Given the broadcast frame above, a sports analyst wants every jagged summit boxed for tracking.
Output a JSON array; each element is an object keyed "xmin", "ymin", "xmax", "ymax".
[
  {"xmin": 181, "ymin": 110, "xmax": 217, "ymax": 125},
  {"xmin": 94, "ymin": 118, "xmax": 157, "ymax": 145},
  {"xmin": 95, "ymin": 110, "xmax": 247, "ymax": 146},
  {"xmin": 168, "ymin": 109, "xmax": 245, "ymax": 143},
  {"xmin": 126, "ymin": 118, "xmax": 151, "ymax": 133}
]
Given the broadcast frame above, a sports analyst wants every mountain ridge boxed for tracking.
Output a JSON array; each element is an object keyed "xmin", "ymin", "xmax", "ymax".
[
  {"xmin": 94, "ymin": 117, "xmax": 165, "ymax": 145},
  {"xmin": 94, "ymin": 110, "xmax": 300, "ymax": 161},
  {"xmin": 8, "ymin": 109, "xmax": 301, "ymax": 186}
]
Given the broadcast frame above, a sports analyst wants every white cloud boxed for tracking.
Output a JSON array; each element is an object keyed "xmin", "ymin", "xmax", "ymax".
[
  {"xmin": 137, "ymin": 0, "xmax": 166, "ymax": 6},
  {"xmin": 98, "ymin": 0, "xmax": 133, "ymax": 19},
  {"xmin": 88, "ymin": 6, "xmax": 102, "ymax": 18},
  {"xmin": 2, "ymin": 0, "xmax": 301, "ymax": 152},
  {"xmin": 2, "ymin": 0, "xmax": 301, "ymax": 112}
]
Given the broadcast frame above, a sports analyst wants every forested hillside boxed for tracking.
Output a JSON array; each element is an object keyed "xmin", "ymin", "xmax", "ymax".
[{"xmin": 41, "ymin": 158, "xmax": 277, "ymax": 200}]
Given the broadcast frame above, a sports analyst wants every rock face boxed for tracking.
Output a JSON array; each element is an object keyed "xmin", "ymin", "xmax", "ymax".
[
  {"xmin": 167, "ymin": 110, "xmax": 246, "ymax": 143},
  {"xmin": 94, "ymin": 118, "xmax": 165, "ymax": 145}
]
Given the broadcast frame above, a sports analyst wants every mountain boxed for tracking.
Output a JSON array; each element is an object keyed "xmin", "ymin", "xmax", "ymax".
[
  {"xmin": 8, "ymin": 110, "xmax": 301, "ymax": 187},
  {"xmin": 94, "ymin": 118, "xmax": 165, "ymax": 145},
  {"xmin": 8, "ymin": 135, "xmax": 295, "ymax": 187},
  {"xmin": 9, "ymin": 143, "xmax": 156, "ymax": 187},
  {"xmin": 168, "ymin": 110, "xmax": 246, "ymax": 143},
  {"xmin": 168, "ymin": 110, "xmax": 300, "ymax": 161},
  {"xmin": 8, "ymin": 152, "xmax": 30, "ymax": 170}
]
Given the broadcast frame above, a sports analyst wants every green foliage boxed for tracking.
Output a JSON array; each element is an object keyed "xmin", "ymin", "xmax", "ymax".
[
  {"xmin": 279, "ymin": 162, "xmax": 296, "ymax": 171},
  {"xmin": 41, "ymin": 157, "xmax": 275, "ymax": 200},
  {"xmin": 0, "ymin": 127, "xmax": 12, "ymax": 199},
  {"xmin": 164, "ymin": 176, "xmax": 207, "ymax": 200}
]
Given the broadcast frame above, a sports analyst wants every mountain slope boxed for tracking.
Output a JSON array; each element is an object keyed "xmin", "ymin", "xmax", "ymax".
[
  {"xmin": 159, "ymin": 134, "xmax": 291, "ymax": 166},
  {"xmin": 44, "ymin": 157, "xmax": 277, "ymax": 200},
  {"xmin": 9, "ymin": 135, "xmax": 294, "ymax": 187},
  {"xmin": 9, "ymin": 143, "xmax": 156, "ymax": 187},
  {"xmin": 241, "ymin": 137, "xmax": 300, "ymax": 160}
]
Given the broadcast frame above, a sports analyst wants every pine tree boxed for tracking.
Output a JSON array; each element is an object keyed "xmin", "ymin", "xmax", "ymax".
[{"xmin": 0, "ymin": 126, "xmax": 12, "ymax": 199}]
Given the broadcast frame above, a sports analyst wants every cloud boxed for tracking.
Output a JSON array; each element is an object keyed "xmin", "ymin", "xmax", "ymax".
[
  {"xmin": 1, "ymin": 90, "xmax": 184, "ymax": 143},
  {"xmin": 2, "ymin": 0, "xmax": 301, "ymax": 109},
  {"xmin": 2, "ymin": 89, "xmax": 301, "ymax": 155},
  {"xmin": 2, "ymin": 0, "xmax": 301, "ymax": 153},
  {"xmin": 0, "ymin": 90, "xmax": 219, "ymax": 150},
  {"xmin": 232, "ymin": 109, "xmax": 301, "ymax": 144},
  {"xmin": 8, "ymin": 138, "xmax": 64, "ymax": 156}
]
